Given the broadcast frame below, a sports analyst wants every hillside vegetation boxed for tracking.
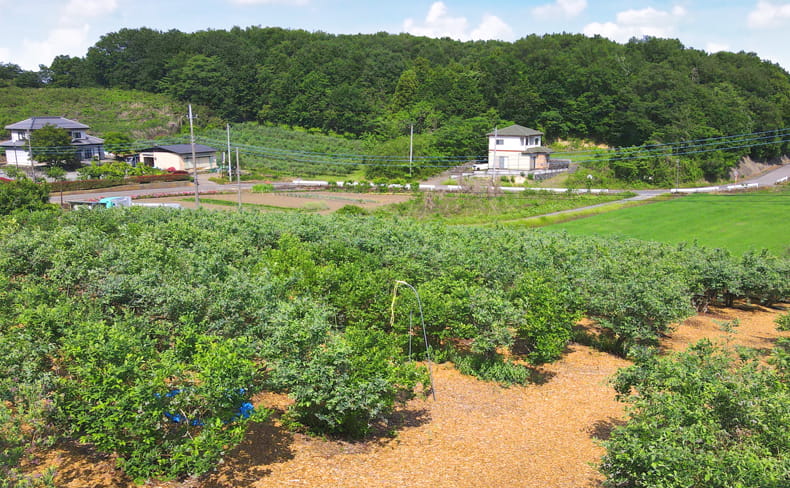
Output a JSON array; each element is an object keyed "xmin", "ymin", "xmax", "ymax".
[
  {"xmin": 3, "ymin": 29, "xmax": 789, "ymax": 182},
  {"xmin": 0, "ymin": 86, "xmax": 216, "ymax": 139},
  {"xmin": 199, "ymin": 122, "xmax": 366, "ymax": 177}
]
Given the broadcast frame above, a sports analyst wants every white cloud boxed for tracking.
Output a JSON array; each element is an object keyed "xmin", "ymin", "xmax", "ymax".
[
  {"xmin": 21, "ymin": 25, "xmax": 91, "ymax": 68},
  {"xmin": 403, "ymin": 2, "xmax": 513, "ymax": 41},
  {"xmin": 705, "ymin": 42, "xmax": 730, "ymax": 54},
  {"xmin": 228, "ymin": 0, "xmax": 309, "ymax": 5},
  {"xmin": 533, "ymin": 0, "xmax": 587, "ymax": 18},
  {"xmin": 747, "ymin": 1, "xmax": 790, "ymax": 28},
  {"xmin": 583, "ymin": 6, "xmax": 687, "ymax": 42},
  {"xmin": 12, "ymin": 0, "xmax": 119, "ymax": 70},
  {"xmin": 470, "ymin": 13, "xmax": 514, "ymax": 41}
]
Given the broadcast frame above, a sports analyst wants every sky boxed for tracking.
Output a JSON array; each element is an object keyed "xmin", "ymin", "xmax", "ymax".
[{"xmin": 1, "ymin": 1, "xmax": 789, "ymax": 73}]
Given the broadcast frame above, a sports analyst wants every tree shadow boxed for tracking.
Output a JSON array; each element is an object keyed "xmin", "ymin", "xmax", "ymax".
[
  {"xmin": 202, "ymin": 419, "xmax": 295, "ymax": 488},
  {"xmin": 526, "ymin": 366, "xmax": 556, "ymax": 385},
  {"xmin": 586, "ymin": 417, "xmax": 626, "ymax": 441}
]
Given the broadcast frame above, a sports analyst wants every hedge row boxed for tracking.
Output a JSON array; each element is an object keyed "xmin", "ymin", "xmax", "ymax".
[{"xmin": 50, "ymin": 173, "xmax": 191, "ymax": 192}]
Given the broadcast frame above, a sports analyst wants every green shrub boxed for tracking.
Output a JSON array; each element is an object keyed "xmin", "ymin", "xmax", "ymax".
[
  {"xmin": 601, "ymin": 340, "xmax": 789, "ymax": 488},
  {"xmin": 335, "ymin": 204, "xmax": 368, "ymax": 216},
  {"xmin": 261, "ymin": 302, "xmax": 426, "ymax": 437},
  {"xmin": 0, "ymin": 178, "xmax": 52, "ymax": 215},
  {"xmin": 776, "ymin": 312, "xmax": 790, "ymax": 331},
  {"xmin": 251, "ymin": 183, "xmax": 274, "ymax": 193},
  {"xmin": 510, "ymin": 273, "xmax": 580, "ymax": 364},
  {"xmin": 451, "ymin": 350, "xmax": 529, "ymax": 386},
  {"xmin": 58, "ymin": 320, "xmax": 265, "ymax": 480}
]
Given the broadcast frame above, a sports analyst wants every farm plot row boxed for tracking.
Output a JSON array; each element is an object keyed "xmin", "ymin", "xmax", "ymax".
[{"xmin": 0, "ymin": 208, "xmax": 788, "ymax": 483}]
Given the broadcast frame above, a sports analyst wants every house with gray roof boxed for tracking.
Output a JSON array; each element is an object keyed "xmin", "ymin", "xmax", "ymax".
[
  {"xmin": 486, "ymin": 124, "xmax": 553, "ymax": 172},
  {"xmin": 1, "ymin": 116, "xmax": 105, "ymax": 166},
  {"xmin": 136, "ymin": 144, "xmax": 217, "ymax": 171}
]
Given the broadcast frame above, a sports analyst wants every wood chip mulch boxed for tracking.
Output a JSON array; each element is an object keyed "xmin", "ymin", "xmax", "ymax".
[{"xmin": 26, "ymin": 305, "xmax": 788, "ymax": 488}]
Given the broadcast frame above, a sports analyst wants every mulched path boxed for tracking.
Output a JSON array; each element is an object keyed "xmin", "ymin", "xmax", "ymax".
[{"xmin": 25, "ymin": 305, "xmax": 788, "ymax": 488}]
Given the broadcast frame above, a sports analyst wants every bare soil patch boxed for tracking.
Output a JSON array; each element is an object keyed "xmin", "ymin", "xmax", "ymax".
[
  {"xmin": 142, "ymin": 191, "xmax": 412, "ymax": 214},
  {"xmin": 25, "ymin": 306, "xmax": 787, "ymax": 488}
]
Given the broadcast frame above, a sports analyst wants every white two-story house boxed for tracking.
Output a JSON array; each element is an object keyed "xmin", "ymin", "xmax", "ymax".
[
  {"xmin": 1, "ymin": 116, "xmax": 105, "ymax": 166},
  {"xmin": 487, "ymin": 124, "xmax": 552, "ymax": 172}
]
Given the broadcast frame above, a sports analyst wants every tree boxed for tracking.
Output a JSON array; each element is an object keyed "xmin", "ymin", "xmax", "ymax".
[
  {"xmin": 48, "ymin": 55, "xmax": 90, "ymax": 88},
  {"xmin": 102, "ymin": 132, "xmax": 135, "ymax": 160},
  {"xmin": 45, "ymin": 166, "xmax": 67, "ymax": 206},
  {"xmin": 0, "ymin": 177, "xmax": 52, "ymax": 214},
  {"xmin": 29, "ymin": 124, "xmax": 77, "ymax": 168},
  {"xmin": 0, "ymin": 62, "xmax": 22, "ymax": 86}
]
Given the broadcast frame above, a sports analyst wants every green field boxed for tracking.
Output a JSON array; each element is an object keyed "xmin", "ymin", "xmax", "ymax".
[
  {"xmin": 378, "ymin": 191, "xmax": 628, "ymax": 225},
  {"xmin": 544, "ymin": 189, "xmax": 790, "ymax": 255}
]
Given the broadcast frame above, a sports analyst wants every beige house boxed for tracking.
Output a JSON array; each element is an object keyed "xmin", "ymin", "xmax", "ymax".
[
  {"xmin": 487, "ymin": 125, "xmax": 552, "ymax": 172},
  {"xmin": 137, "ymin": 144, "xmax": 217, "ymax": 171}
]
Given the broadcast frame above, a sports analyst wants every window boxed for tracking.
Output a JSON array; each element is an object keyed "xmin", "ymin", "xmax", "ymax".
[{"xmin": 495, "ymin": 139, "xmax": 504, "ymax": 145}]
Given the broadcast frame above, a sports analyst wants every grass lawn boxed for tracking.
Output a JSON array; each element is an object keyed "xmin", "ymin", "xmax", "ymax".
[
  {"xmin": 377, "ymin": 191, "xmax": 628, "ymax": 225},
  {"xmin": 543, "ymin": 189, "xmax": 790, "ymax": 255}
]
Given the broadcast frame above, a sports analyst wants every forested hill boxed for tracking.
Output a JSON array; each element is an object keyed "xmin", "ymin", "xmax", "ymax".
[{"xmin": 37, "ymin": 28, "xmax": 787, "ymax": 144}]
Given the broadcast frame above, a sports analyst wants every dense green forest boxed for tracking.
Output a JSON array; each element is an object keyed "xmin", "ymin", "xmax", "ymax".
[{"xmin": 3, "ymin": 27, "xmax": 790, "ymax": 182}]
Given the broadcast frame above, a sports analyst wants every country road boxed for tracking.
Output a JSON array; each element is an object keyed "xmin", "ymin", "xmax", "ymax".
[{"xmin": 43, "ymin": 162, "xmax": 789, "ymax": 206}]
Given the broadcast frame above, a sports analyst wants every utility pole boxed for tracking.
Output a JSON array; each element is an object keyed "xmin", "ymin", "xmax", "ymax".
[
  {"xmin": 675, "ymin": 158, "xmax": 680, "ymax": 191},
  {"xmin": 236, "ymin": 147, "xmax": 242, "ymax": 210},
  {"xmin": 188, "ymin": 104, "xmax": 199, "ymax": 207},
  {"xmin": 28, "ymin": 117, "xmax": 35, "ymax": 179},
  {"xmin": 226, "ymin": 123, "xmax": 232, "ymax": 179},
  {"xmin": 408, "ymin": 123, "xmax": 414, "ymax": 178},
  {"xmin": 491, "ymin": 126, "xmax": 498, "ymax": 185}
]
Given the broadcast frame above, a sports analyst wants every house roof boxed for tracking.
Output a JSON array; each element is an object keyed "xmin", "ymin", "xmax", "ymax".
[
  {"xmin": 488, "ymin": 124, "xmax": 543, "ymax": 137},
  {"xmin": 71, "ymin": 134, "xmax": 104, "ymax": 145},
  {"xmin": 0, "ymin": 140, "xmax": 26, "ymax": 148},
  {"xmin": 140, "ymin": 144, "xmax": 217, "ymax": 155},
  {"xmin": 522, "ymin": 146, "xmax": 553, "ymax": 154},
  {"xmin": 5, "ymin": 116, "xmax": 90, "ymax": 131}
]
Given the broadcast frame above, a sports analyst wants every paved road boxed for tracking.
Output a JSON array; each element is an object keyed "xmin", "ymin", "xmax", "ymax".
[
  {"xmin": 51, "ymin": 163, "xmax": 789, "ymax": 205},
  {"xmin": 739, "ymin": 163, "xmax": 790, "ymax": 186}
]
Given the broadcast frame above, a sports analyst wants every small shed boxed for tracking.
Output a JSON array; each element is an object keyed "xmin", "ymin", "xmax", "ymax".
[{"xmin": 136, "ymin": 144, "xmax": 217, "ymax": 171}]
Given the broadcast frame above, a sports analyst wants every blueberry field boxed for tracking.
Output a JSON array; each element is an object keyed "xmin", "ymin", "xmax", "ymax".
[{"xmin": 1, "ymin": 207, "xmax": 788, "ymax": 485}]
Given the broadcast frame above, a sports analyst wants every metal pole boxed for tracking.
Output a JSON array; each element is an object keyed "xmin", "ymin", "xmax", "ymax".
[
  {"xmin": 236, "ymin": 147, "xmax": 241, "ymax": 210},
  {"xmin": 676, "ymin": 158, "xmax": 679, "ymax": 191},
  {"xmin": 226, "ymin": 123, "xmax": 231, "ymax": 179},
  {"xmin": 188, "ymin": 104, "xmax": 199, "ymax": 207},
  {"xmin": 491, "ymin": 126, "xmax": 497, "ymax": 185},
  {"xmin": 395, "ymin": 280, "xmax": 436, "ymax": 400},
  {"xmin": 28, "ymin": 117, "xmax": 35, "ymax": 179},
  {"xmin": 409, "ymin": 123, "xmax": 413, "ymax": 177}
]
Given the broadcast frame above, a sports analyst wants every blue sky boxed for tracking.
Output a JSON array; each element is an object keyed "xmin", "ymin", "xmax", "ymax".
[{"xmin": 1, "ymin": 1, "xmax": 788, "ymax": 72}]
